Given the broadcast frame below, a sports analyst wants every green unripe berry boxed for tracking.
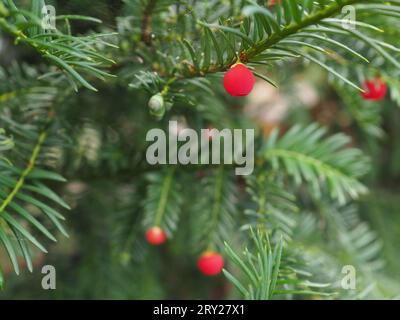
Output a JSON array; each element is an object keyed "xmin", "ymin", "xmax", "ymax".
[{"xmin": 148, "ymin": 93, "xmax": 165, "ymax": 119}]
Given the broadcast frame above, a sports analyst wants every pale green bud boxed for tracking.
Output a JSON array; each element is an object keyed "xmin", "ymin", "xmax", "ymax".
[{"xmin": 148, "ymin": 93, "xmax": 165, "ymax": 119}]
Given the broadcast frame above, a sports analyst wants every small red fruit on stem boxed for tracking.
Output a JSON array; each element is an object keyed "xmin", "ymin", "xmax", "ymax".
[
  {"xmin": 197, "ymin": 251, "xmax": 224, "ymax": 276},
  {"xmin": 145, "ymin": 226, "xmax": 167, "ymax": 245},
  {"xmin": 361, "ymin": 77, "xmax": 387, "ymax": 101},
  {"xmin": 206, "ymin": 126, "xmax": 215, "ymax": 141},
  {"xmin": 269, "ymin": 0, "xmax": 282, "ymax": 6},
  {"xmin": 223, "ymin": 63, "xmax": 255, "ymax": 97}
]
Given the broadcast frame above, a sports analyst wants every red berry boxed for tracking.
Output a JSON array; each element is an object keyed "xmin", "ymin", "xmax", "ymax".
[
  {"xmin": 269, "ymin": 0, "xmax": 281, "ymax": 6},
  {"xmin": 223, "ymin": 63, "xmax": 255, "ymax": 97},
  {"xmin": 361, "ymin": 77, "xmax": 387, "ymax": 101},
  {"xmin": 145, "ymin": 226, "xmax": 167, "ymax": 245},
  {"xmin": 206, "ymin": 126, "xmax": 215, "ymax": 141},
  {"xmin": 197, "ymin": 251, "xmax": 224, "ymax": 276}
]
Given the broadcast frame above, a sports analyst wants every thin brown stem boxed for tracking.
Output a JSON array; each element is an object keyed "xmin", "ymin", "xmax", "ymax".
[{"xmin": 141, "ymin": 0, "xmax": 157, "ymax": 46}]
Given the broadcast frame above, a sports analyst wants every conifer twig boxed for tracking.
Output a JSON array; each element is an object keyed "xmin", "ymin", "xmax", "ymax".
[
  {"xmin": 0, "ymin": 131, "xmax": 47, "ymax": 214},
  {"xmin": 141, "ymin": 0, "xmax": 158, "ymax": 46},
  {"xmin": 164, "ymin": 0, "xmax": 366, "ymax": 80}
]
